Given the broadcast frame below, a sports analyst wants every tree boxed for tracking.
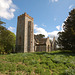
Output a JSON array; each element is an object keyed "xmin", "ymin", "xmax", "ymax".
[
  {"xmin": 58, "ymin": 9, "xmax": 75, "ymax": 50},
  {"xmin": 0, "ymin": 19, "xmax": 16, "ymax": 54},
  {"xmin": 0, "ymin": 19, "xmax": 6, "ymax": 25},
  {"xmin": 36, "ymin": 34, "xmax": 45, "ymax": 38}
]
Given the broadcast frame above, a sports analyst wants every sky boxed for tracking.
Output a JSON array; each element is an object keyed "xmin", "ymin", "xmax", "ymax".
[{"xmin": 0, "ymin": 0, "xmax": 75, "ymax": 40}]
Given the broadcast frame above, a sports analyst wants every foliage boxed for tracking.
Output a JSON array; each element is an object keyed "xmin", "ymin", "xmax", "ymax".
[
  {"xmin": 35, "ymin": 34, "xmax": 45, "ymax": 39},
  {"xmin": 0, "ymin": 19, "xmax": 16, "ymax": 54},
  {"xmin": 58, "ymin": 9, "xmax": 75, "ymax": 51},
  {"xmin": 0, "ymin": 19, "xmax": 6, "ymax": 25},
  {"xmin": 0, "ymin": 50, "xmax": 75, "ymax": 75},
  {"xmin": 38, "ymin": 34, "xmax": 45, "ymax": 38}
]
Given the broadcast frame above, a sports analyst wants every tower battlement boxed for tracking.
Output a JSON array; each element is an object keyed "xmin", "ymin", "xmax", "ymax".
[{"xmin": 18, "ymin": 13, "xmax": 33, "ymax": 21}]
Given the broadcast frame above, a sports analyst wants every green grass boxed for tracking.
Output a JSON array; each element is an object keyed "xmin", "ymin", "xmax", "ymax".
[{"xmin": 0, "ymin": 50, "xmax": 75, "ymax": 75}]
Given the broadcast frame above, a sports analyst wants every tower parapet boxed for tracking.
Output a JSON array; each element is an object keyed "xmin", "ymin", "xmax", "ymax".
[{"xmin": 18, "ymin": 13, "xmax": 33, "ymax": 21}]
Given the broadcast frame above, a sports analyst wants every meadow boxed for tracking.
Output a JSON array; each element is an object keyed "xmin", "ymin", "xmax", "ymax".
[{"xmin": 0, "ymin": 50, "xmax": 75, "ymax": 75}]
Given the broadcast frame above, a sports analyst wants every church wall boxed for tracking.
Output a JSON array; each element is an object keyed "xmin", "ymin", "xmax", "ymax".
[
  {"xmin": 46, "ymin": 38, "xmax": 51, "ymax": 52},
  {"xmin": 35, "ymin": 45, "xmax": 46, "ymax": 52}
]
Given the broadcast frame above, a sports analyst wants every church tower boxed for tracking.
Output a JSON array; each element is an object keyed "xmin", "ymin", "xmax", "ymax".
[{"xmin": 16, "ymin": 13, "xmax": 34, "ymax": 52}]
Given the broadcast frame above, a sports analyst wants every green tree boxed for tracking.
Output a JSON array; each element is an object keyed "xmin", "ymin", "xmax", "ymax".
[
  {"xmin": 58, "ymin": 9, "xmax": 75, "ymax": 50},
  {"xmin": 37, "ymin": 34, "xmax": 45, "ymax": 38},
  {"xmin": 0, "ymin": 19, "xmax": 6, "ymax": 25},
  {"xmin": 0, "ymin": 19, "xmax": 16, "ymax": 54}
]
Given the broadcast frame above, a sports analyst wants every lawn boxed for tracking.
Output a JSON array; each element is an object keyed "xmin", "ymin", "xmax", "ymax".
[{"xmin": 0, "ymin": 50, "xmax": 75, "ymax": 75}]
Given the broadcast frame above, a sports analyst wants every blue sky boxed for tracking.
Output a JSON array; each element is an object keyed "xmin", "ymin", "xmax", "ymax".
[{"xmin": 0, "ymin": 0, "xmax": 75, "ymax": 40}]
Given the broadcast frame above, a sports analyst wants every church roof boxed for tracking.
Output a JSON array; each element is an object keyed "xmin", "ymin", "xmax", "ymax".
[
  {"xmin": 34, "ymin": 35, "xmax": 47, "ymax": 45},
  {"xmin": 38, "ymin": 38, "xmax": 47, "ymax": 44}
]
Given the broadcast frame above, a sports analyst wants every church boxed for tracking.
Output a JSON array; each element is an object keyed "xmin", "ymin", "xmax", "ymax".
[{"xmin": 15, "ymin": 13, "xmax": 56, "ymax": 53}]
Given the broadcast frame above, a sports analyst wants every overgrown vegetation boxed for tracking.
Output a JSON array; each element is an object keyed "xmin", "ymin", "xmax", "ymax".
[{"xmin": 0, "ymin": 50, "xmax": 75, "ymax": 75}]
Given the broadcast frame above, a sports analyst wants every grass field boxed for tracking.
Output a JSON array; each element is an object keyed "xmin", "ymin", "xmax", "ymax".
[{"xmin": 0, "ymin": 50, "xmax": 75, "ymax": 75}]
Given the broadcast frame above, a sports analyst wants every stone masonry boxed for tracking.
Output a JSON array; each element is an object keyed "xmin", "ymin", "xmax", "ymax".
[
  {"xmin": 15, "ymin": 13, "xmax": 56, "ymax": 53},
  {"xmin": 16, "ymin": 13, "xmax": 34, "ymax": 52}
]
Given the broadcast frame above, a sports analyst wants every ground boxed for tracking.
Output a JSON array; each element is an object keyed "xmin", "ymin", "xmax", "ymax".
[{"xmin": 0, "ymin": 50, "xmax": 75, "ymax": 75}]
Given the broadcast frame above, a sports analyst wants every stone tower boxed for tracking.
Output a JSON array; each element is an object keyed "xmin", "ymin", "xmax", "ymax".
[{"xmin": 16, "ymin": 13, "xmax": 34, "ymax": 53}]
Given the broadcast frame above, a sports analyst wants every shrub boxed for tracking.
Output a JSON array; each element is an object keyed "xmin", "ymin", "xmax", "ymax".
[
  {"xmin": 0, "ymin": 63, "xmax": 5, "ymax": 72},
  {"xmin": 16, "ymin": 72, "xmax": 23, "ymax": 75},
  {"xmin": 42, "ymin": 64, "xmax": 49, "ymax": 69},
  {"xmin": 35, "ymin": 67, "xmax": 42, "ymax": 74},
  {"xmin": 17, "ymin": 64, "xmax": 26, "ymax": 71},
  {"xmin": 66, "ymin": 63, "xmax": 75, "ymax": 68},
  {"xmin": 35, "ymin": 67, "xmax": 45, "ymax": 74},
  {"xmin": 45, "ymin": 69, "xmax": 51, "ymax": 75},
  {"xmin": 53, "ymin": 72, "xmax": 58, "ymax": 75},
  {"xmin": 9, "ymin": 63, "xmax": 16, "ymax": 72},
  {"xmin": 29, "ymin": 60, "xmax": 38, "ymax": 65},
  {"xmin": 9, "ymin": 72, "xmax": 15, "ymax": 75},
  {"xmin": 25, "ymin": 66, "xmax": 32, "ymax": 74},
  {"xmin": 62, "ymin": 68, "xmax": 75, "ymax": 75}
]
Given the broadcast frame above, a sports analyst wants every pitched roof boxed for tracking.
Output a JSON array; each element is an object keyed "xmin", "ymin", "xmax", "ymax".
[
  {"xmin": 34, "ymin": 35, "xmax": 47, "ymax": 45},
  {"xmin": 38, "ymin": 38, "xmax": 47, "ymax": 44}
]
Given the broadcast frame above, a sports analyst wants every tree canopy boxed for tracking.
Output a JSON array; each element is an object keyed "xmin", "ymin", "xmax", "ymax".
[
  {"xmin": 58, "ymin": 9, "xmax": 75, "ymax": 51},
  {"xmin": 0, "ymin": 19, "xmax": 6, "ymax": 25},
  {"xmin": 36, "ymin": 34, "xmax": 45, "ymax": 38},
  {"xmin": 0, "ymin": 19, "xmax": 16, "ymax": 54}
]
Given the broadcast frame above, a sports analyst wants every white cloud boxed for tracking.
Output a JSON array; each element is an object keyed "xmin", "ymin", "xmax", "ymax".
[
  {"xmin": 48, "ymin": 31, "xmax": 59, "ymax": 40},
  {"xmin": 49, "ymin": 0, "xmax": 58, "ymax": 3},
  {"xmin": 8, "ymin": 26, "xmax": 16, "ymax": 34},
  {"xmin": 34, "ymin": 18, "xmax": 69, "ymax": 40},
  {"xmin": 56, "ymin": 25, "xmax": 60, "ymax": 31},
  {"xmin": 34, "ymin": 24, "xmax": 59, "ymax": 40},
  {"xmin": 42, "ymin": 24, "xmax": 46, "ymax": 27},
  {"xmin": 69, "ymin": 4, "xmax": 74, "ymax": 9},
  {"xmin": 0, "ymin": 0, "xmax": 17, "ymax": 20},
  {"xmin": 34, "ymin": 24, "xmax": 48, "ymax": 37}
]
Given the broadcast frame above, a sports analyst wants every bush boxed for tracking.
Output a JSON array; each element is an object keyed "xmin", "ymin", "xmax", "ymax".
[
  {"xmin": 0, "ymin": 63, "xmax": 5, "ymax": 72},
  {"xmin": 0, "ymin": 51, "xmax": 75, "ymax": 75},
  {"xmin": 35, "ymin": 67, "xmax": 42, "ymax": 74},
  {"xmin": 53, "ymin": 72, "xmax": 58, "ymax": 75},
  {"xmin": 17, "ymin": 64, "xmax": 26, "ymax": 71},
  {"xmin": 29, "ymin": 60, "xmax": 38, "ymax": 65},
  {"xmin": 63, "ymin": 68, "xmax": 75, "ymax": 75},
  {"xmin": 45, "ymin": 69, "xmax": 51, "ymax": 75},
  {"xmin": 25, "ymin": 66, "xmax": 32, "ymax": 74},
  {"xmin": 66, "ymin": 63, "xmax": 75, "ymax": 68},
  {"xmin": 9, "ymin": 63, "xmax": 16, "ymax": 72},
  {"xmin": 9, "ymin": 72, "xmax": 15, "ymax": 75},
  {"xmin": 16, "ymin": 72, "xmax": 23, "ymax": 75}
]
